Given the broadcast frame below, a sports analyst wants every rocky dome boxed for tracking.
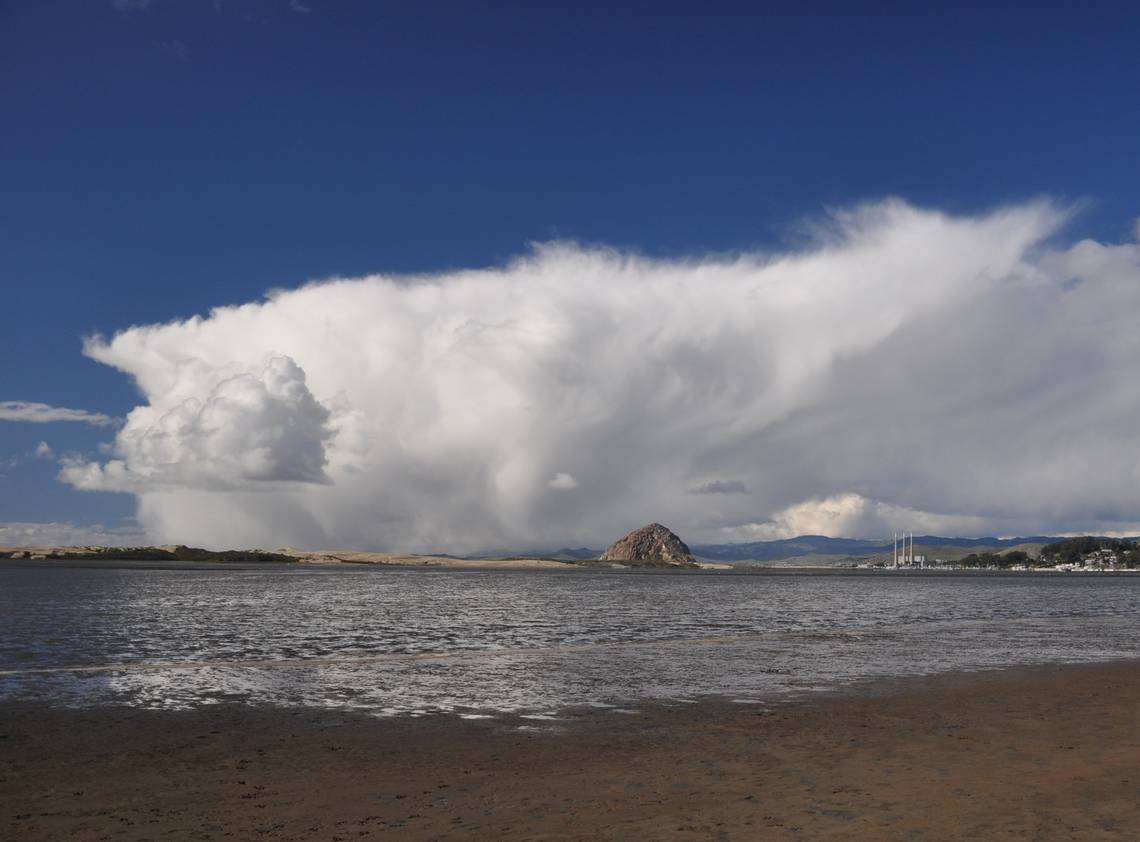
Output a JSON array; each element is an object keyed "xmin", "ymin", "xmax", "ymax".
[{"xmin": 599, "ymin": 523, "xmax": 698, "ymax": 568}]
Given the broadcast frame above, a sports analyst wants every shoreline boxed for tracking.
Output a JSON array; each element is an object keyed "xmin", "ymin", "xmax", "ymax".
[
  {"xmin": 0, "ymin": 552, "xmax": 733, "ymax": 572},
  {"xmin": 5, "ymin": 660, "xmax": 1140, "ymax": 839},
  {"xmin": 5, "ymin": 556, "xmax": 1137, "ymax": 576}
]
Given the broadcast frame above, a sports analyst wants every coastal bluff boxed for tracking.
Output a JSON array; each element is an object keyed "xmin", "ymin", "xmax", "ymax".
[{"xmin": 599, "ymin": 523, "xmax": 699, "ymax": 568}]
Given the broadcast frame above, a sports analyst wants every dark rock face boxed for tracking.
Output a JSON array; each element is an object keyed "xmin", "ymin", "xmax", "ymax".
[{"xmin": 599, "ymin": 523, "xmax": 698, "ymax": 568}]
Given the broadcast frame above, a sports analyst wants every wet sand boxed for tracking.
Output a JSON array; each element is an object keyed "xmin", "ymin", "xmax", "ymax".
[{"xmin": 3, "ymin": 661, "xmax": 1140, "ymax": 840}]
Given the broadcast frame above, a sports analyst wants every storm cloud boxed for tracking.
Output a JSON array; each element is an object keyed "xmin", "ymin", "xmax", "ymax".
[{"xmin": 60, "ymin": 199, "xmax": 1140, "ymax": 550}]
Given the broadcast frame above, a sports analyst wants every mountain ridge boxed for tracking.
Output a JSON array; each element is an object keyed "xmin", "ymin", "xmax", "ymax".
[
  {"xmin": 476, "ymin": 535, "xmax": 1074, "ymax": 563},
  {"xmin": 689, "ymin": 535, "xmax": 1067, "ymax": 562}
]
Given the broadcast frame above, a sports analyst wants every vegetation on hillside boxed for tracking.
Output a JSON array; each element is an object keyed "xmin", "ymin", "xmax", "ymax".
[
  {"xmin": 0, "ymin": 545, "xmax": 297, "ymax": 563},
  {"xmin": 1039, "ymin": 537, "xmax": 1140, "ymax": 565},
  {"xmin": 955, "ymin": 550, "xmax": 1032, "ymax": 568},
  {"xmin": 956, "ymin": 537, "xmax": 1140, "ymax": 569}
]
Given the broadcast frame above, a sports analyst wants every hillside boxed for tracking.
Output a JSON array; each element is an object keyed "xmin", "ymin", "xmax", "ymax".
[
  {"xmin": 689, "ymin": 535, "xmax": 1063, "ymax": 564},
  {"xmin": 0, "ymin": 545, "xmax": 296, "ymax": 563}
]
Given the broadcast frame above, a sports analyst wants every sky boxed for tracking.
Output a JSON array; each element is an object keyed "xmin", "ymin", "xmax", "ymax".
[{"xmin": 2, "ymin": 1, "xmax": 1140, "ymax": 550}]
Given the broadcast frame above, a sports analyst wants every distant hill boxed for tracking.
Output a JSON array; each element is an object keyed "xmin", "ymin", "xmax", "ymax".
[
  {"xmin": 551, "ymin": 547, "xmax": 603, "ymax": 561},
  {"xmin": 689, "ymin": 535, "xmax": 1065, "ymax": 563},
  {"xmin": 471, "ymin": 547, "xmax": 602, "ymax": 561},
  {"xmin": 599, "ymin": 523, "xmax": 699, "ymax": 568},
  {"xmin": 0, "ymin": 545, "xmax": 296, "ymax": 563},
  {"xmin": 473, "ymin": 535, "xmax": 1071, "ymax": 565}
]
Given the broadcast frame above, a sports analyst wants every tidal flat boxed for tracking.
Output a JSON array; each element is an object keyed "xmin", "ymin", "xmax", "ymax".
[{"xmin": 4, "ymin": 662, "xmax": 1140, "ymax": 840}]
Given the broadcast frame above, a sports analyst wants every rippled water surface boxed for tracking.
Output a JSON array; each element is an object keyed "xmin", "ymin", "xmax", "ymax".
[{"xmin": 2, "ymin": 562, "xmax": 1139, "ymax": 715}]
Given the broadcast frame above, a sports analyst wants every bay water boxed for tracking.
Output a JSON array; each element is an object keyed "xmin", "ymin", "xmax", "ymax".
[{"xmin": 3, "ymin": 562, "xmax": 1139, "ymax": 717}]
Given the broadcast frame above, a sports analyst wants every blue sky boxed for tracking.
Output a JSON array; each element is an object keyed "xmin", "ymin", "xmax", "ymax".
[{"xmin": 3, "ymin": 1, "xmax": 1140, "ymax": 546}]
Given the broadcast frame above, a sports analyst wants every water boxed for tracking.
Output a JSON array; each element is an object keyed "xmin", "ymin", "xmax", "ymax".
[{"xmin": 2, "ymin": 562, "xmax": 1139, "ymax": 717}]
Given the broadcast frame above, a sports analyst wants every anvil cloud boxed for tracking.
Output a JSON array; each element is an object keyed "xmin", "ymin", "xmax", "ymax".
[{"xmin": 61, "ymin": 200, "xmax": 1140, "ymax": 551}]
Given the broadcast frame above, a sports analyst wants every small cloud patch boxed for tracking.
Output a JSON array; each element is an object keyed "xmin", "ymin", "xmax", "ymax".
[
  {"xmin": 0, "ymin": 521, "xmax": 147, "ymax": 548},
  {"xmin": 687, "ymin": 479, "xmax": 750, "ymax": 495},
  {"xmin": 548, "ymin": 472, "xmax": 578, "ymax": 490},
  {"xmin": 0, "ymin": 401, "xmax": 116, "ymax": 427}
]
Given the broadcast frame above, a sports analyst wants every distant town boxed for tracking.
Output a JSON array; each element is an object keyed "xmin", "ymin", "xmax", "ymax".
[{"xmin": 863, "ymin": 536, "xmax": 1140, "ymax": 572}]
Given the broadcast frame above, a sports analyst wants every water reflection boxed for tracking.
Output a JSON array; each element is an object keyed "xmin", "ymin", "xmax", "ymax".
[{"xmin": 2, "ymin": 564, "xmax": 1139, "ymax": 715}]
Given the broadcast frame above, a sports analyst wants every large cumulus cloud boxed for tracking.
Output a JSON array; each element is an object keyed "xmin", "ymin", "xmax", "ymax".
[
  {"xmin": 61, "ymin": 199, "xmax": 1140, "ymax": 550},
  {"xmin": 62, "ymin": 356, "xmax": 331, "ymax": 491}
]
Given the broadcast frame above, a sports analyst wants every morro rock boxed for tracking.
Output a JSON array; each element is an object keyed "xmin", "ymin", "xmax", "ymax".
[{"xmin": 599, "ymin": 523, "xmax": 699, "ymax": 568}]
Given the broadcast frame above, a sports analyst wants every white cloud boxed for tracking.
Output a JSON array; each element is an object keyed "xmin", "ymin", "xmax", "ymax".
[
  {"xmin": 111, "ymin": 0, "xmax": 151, "ymax": 11},
  {"xmin": 61, "ymin": 356, "xmax": 331, "ymax": 492},
  {"xmin": 722, "ymin": 492, "xmax": 1140, "ymax": 542},
  {"xmin": 0, "ymin": 401, "xmax": 115, "ymax": 426},
  {"xmin": 548, "ymin": 472, "xmax": 578, "ymax": 490},
  {"xmin": 0, "ymin": 521, "xmax": 147, "ymax": 548},
  {"xmin": 688, "ymin": 479, "xmax": 750, "ymax": 495},
  {"xmin": 2, "ymin": 441, "xmax": 55, "ymax": 470},
  {"xmin": 60, "ymin": 199, "xmax": 1140, "ymax": 550},
  {"xmin": 719, "ymin": 493, "xmax": 999, "ymax": 541},
  {"xmin": 289, "ymin": 0, "xmax": 311, "ymax": 12}
]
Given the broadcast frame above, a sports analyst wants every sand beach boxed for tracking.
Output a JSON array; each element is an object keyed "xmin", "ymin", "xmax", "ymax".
[{"xmin": 3, "ymin": 660, "xmax": 1139, "ymax": 840}]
